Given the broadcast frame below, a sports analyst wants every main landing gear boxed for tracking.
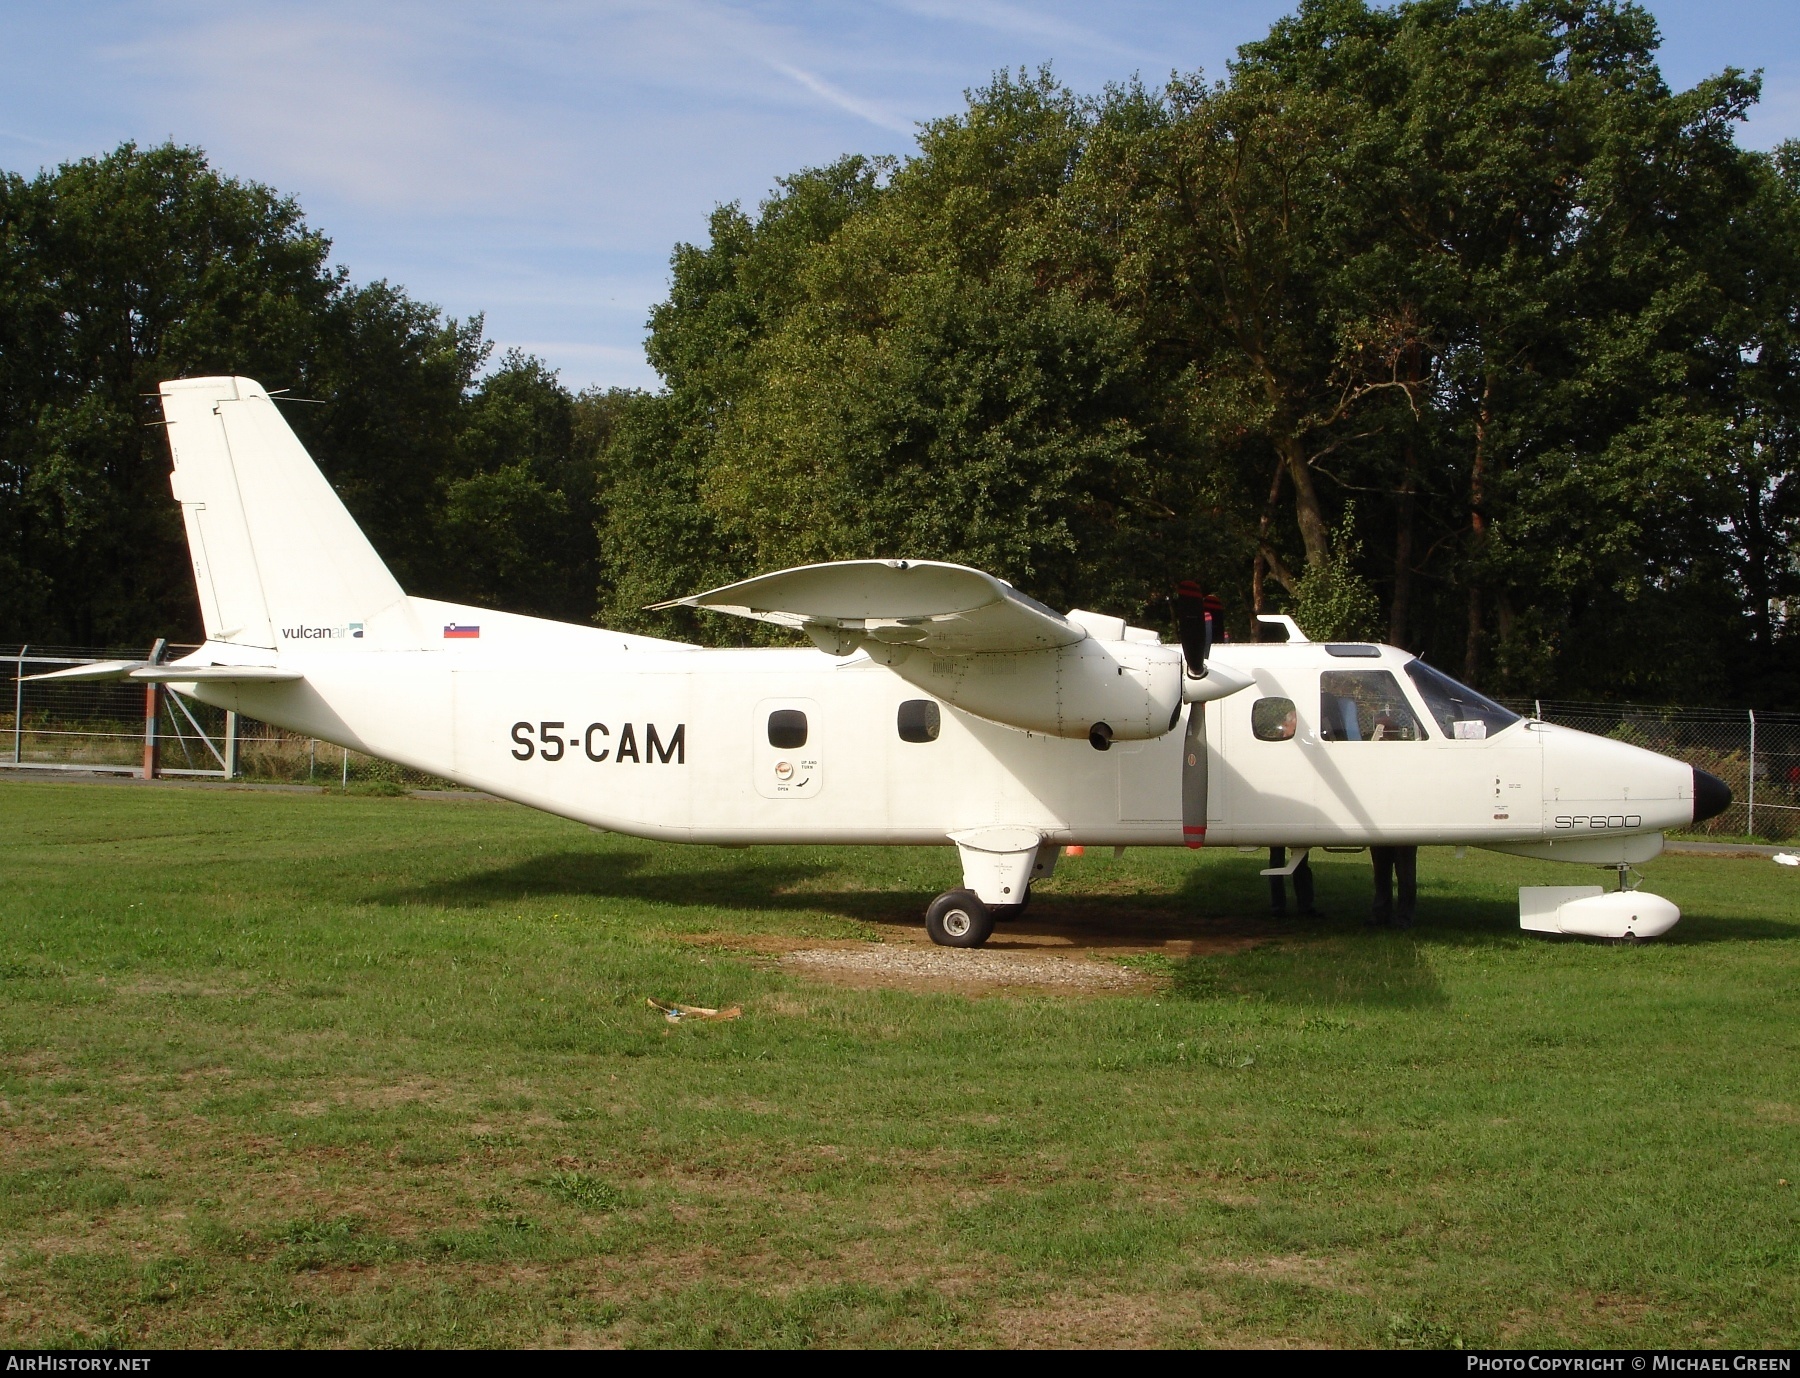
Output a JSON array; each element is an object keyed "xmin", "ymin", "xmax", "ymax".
[
  {"xmin": 927, "ymin": 828, "xmax": 1055, "ymax": 948},
  {"xmin": 923, "ymin": 886, "xmax": 1030, "ymax": 948}
]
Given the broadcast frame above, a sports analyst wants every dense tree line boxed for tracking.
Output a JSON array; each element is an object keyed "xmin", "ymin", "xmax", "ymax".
[
  {"xmin": 0, "ymin": 142, "xmax": 616, "ymax": 646},
  {"xmin": 4, "ymin": 0, "xmax": 1798, "ymax": 705}
]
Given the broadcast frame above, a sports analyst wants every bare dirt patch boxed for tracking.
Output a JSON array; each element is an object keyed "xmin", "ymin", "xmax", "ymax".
[
  {"xmin": 682, "ymin": 904, "xmax": 1288, "ymax": 993},
  {"xmin": 781, "ymin": 945, "xmax": 1147, "ymax": 993},
  {"xmin": 682, "ymin": 902, "xmax": 1280, "ymax": 966}
]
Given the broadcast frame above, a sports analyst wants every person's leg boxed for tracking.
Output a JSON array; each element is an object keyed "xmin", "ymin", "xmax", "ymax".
[
  {"xmin": 1293, "ymin": 855, "xmax": 1315, "ymax": 915},
  {"xmin": 1393, "ymin": 846, "xmax": 1417, "ymax": 928},
  {"xmin": 1268, "ymin": 846, "xmax": 1288, "ymax": 916},
  {"xmin": 1370, "ymin": 846, "xmax": 1394, "ymax": 926}
]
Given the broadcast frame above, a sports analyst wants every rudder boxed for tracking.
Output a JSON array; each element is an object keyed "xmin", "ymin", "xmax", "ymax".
[{"xmin": 161, "ymin": 377, "xmax": 408, "ymax": 649}]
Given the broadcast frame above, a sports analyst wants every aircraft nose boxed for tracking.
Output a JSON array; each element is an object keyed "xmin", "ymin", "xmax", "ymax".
[{"xmin": 1692, "ymin": 767, "xmax": 1732, "ymax": 825}]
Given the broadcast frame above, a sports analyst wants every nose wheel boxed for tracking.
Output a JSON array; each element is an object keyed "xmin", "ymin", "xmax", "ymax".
[{"xmin": 925, "ymin": 890, "xmax": 995, "ymax": 947}]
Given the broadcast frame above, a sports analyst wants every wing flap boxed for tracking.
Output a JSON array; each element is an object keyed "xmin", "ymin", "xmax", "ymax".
[{"xmin": 650, "ymin": 559, "xmax": 1085, "ymax": 655}]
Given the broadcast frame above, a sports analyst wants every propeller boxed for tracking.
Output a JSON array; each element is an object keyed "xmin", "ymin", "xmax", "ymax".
[{"xmin": 1174, "ymin": 583, "xmax": 1224, "ymax": 849}]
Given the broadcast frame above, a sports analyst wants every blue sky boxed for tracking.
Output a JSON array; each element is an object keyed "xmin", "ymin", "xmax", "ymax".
[{"xmin": 4, "ymin": 1, "xmax": 1798, "ymax": 391}]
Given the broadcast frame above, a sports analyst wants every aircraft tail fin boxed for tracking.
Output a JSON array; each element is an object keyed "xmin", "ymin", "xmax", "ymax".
[{"xmin": 158, "ymin": 377, "xmax": 407, "ymax": 650}]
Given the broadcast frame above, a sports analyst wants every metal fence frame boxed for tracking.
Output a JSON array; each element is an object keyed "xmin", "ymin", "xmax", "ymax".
[
  {"xmin": 5, "ymin": 643, "xmax": 233, "ymax": 778},
  {"xmin": 0, "ymin": 644, "xmax": 446, "ymax": 789}
]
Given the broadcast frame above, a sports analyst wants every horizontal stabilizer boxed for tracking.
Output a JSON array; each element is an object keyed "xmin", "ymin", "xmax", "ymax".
[
  {"xmin": 25, "ymin": 662, "xmax": 300, "ymax": 685},
  {"xmin": 651, "ymin": 559, "xmax": 1086, "ymax": 655},
  {"xmin": 22, "ymin": 660, "xmax": 151, "ymax": 684},
  {"xmin": 132, "ymin": 665, "xmax": 302, "ymax": 684}
]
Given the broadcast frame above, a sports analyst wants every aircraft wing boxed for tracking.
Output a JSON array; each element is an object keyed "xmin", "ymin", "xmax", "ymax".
[
  {"xmin": 24, "ymin": 661, "xmax": 301, "ymax": 684},
  {"xmin": 650, "ymin": 559, "xmax": 1087, "ymax": 655}
]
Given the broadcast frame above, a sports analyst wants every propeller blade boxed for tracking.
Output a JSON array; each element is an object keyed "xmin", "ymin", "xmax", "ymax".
[
  {"xmin": 1182, "ymin": 701, "xmax": 1208, "ymax": 849},
  {"xmin": 1175, "ymin": 580, "xmax": 1208, "ymax": 675}
]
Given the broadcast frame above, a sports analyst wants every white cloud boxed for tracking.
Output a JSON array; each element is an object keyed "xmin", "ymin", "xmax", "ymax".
[
  {"xmin": 886, "ymin": 0, "xmax": 1157, "ymax": 65},
  {"xmin": 765, "ymin": 60, "xmax": 916, "ymax": 133}
]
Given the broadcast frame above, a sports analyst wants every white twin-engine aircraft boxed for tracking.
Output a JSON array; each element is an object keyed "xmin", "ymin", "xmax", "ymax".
[{"xmin": 43, "ymin": 377, "xmax": 1732, "ymax": 946}]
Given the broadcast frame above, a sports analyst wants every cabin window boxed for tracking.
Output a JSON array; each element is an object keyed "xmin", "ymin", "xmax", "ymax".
[
  {"xmin": 897, "ymin": 699, "xmax": 941, "ymax": 743},
  {"xmin": 1251, "ymin": 697, "xmax": 1297, "ymax": 741},
  {"xmin": 1320, "ymin": 671, "xmax": 1426, "ymax": 742},
  {"xmin": 767, "ymin": 709, "xmax": 808, "ymax": 749},
  {"xmin": 1404, "ymin": 659, "xmax": 1519, "ymax": 739}
]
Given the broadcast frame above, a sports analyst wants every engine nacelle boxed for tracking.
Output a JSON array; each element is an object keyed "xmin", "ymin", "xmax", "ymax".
[{"xmin": 878, "ymin": 637, "xmax": 1186, "ymax": 742}]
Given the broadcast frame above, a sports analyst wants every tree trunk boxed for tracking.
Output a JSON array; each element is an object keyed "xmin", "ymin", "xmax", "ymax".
[
  {"xmin": 1740, "ymin": 471, "xmax": 1773, "ymax": 670},
  {"xmin": 1251, "ymin": 454, "xmax": 1286, "ymax": 640},
  {"xmin": 1390, "ymin": 441, "xmax": 1417, "ymax": 649},
  {"xmin": 1277, "ymin": 432, "xmax": 1330, "ymax": 570},
  {"xmin": 1464, "ymin": 377, "xmax": 1491, "ymax": 686},
  {"xmin": 1251, "ymin": 549, "xmax": 1266, "ymax": 636}
]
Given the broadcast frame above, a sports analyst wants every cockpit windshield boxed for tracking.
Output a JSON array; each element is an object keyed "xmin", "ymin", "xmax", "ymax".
[{"xmin": 1403, "ymin": 660, "xmax": 1520, "ymax": 740}]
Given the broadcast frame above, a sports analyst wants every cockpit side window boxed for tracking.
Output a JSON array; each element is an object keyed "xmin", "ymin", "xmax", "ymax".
[
  {"xmin": 1320, "ymin": 670, "xmax": 1427, "ymax": 742},
  {"xmin": 1404, "ymin": 660, "xmax": 1519, "ymax": 740}
]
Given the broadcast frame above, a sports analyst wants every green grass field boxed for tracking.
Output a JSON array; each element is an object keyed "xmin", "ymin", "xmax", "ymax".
[{"xmin": 1, "ymin": 779, "xmax": 1796, "ymax": 1349}]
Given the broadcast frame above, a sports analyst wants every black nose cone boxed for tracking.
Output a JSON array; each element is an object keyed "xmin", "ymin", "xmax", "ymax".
[{"xmin": 1693, "ymin": 767, "xmax": 1732, "ymax": 825}]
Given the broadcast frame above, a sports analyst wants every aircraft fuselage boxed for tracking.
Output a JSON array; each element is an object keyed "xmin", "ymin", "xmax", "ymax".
[{"xmin": 181, "ymin": 598, "xmax": 1695, "ymax": 854}]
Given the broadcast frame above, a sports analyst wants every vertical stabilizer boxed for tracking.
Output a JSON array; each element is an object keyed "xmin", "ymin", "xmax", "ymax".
[{"xmin": 160, "ymin": 377, "xmax": 408, "ymax": 649}]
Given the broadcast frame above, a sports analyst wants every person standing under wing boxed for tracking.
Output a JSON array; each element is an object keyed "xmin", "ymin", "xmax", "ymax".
[
  {"xmin": 1369, "ymin": 846, "xmax": 1417, "ymax": 929},
  {"xmin": 1268, "ymin": 846, "xmax": 1317, "ymax": 917}
]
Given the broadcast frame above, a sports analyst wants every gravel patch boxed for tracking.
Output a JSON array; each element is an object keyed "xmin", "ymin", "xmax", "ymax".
[{"xmin": 782, "ymin": 945, "xmax": 1142, "ymax": 990}]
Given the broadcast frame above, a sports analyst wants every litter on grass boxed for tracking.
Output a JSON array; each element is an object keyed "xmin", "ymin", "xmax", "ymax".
[
  {"xmin": 1774, "ymin": 853, "xmax": 1799, "ymax": 867},
  {"xmin": 647, "ymin": 997, "xmax": 742, "ymax": 1023}
]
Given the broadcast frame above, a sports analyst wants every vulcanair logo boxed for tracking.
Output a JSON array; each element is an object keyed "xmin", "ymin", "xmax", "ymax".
[{"xmin": 281, "ymin": 621, "xmax": 364, "ymax": 640}]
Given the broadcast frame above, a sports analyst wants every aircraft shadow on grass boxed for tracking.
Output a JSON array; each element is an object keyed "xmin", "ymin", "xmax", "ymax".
[
  {"xmin": 377, "ymin": 848, "xmax": 1739, "ymax": 1010},
  {"xmin": 372, "ymin": 850, "xmax": 1787, "ymax": 1012}
]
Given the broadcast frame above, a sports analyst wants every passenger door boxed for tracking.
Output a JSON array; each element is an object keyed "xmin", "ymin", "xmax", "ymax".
[
  {"xmin": 754, "ymin": 698, "xmax": 822, "ymax": 800},
  {"xmin": 1220, "ymin": 677, "xmax": 1320, "ymax": 839}
]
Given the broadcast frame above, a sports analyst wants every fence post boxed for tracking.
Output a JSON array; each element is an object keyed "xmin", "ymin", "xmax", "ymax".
[
  {"xmin": 1534, "ymin": 699, "xmax": 1543, "ymax": 721},
  {"xmin": 142, "ymin": 683, "xmax": 161, "ymax": 779},
  {"xmin": 12, "ymin": 645, "xmax": 24, "ymax": 764},
  {"xmin": 341, "ymin": 745, "xmax": 349, "ymax": 792},
  {"xmin": 142, "ymin": 638, "xmax": 166, "ymax": 780},
  {"xmin": 224, "ymin": 710, "xmax": 238, "ymax": 780},
  {"xmin": 1748, "ymin": 708, "xmax": 1757, "ymax": 839}
]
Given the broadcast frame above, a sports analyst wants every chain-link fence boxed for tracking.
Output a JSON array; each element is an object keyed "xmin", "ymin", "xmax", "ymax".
[
  {"xmin": 1, "ymin": 644, "xmax": 456, "ymax": 791},
  {"xmin": 4, "ymin": 643, "xmax": 1796, "ymax": 832}
]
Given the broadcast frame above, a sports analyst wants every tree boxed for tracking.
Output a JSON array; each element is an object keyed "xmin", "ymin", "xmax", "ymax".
[
  {"xmin": 0, "ymin": 142, "xmax": 605, "ymax": 646},
  {"xmin": 0, "ymin": 142, "xmax": 337, "ymax": 644}
]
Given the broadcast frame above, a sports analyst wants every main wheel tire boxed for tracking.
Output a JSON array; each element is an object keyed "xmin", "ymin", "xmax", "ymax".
[{"xmin": 925, "ymin": 890, "xmax": 994, "ymax": 948}]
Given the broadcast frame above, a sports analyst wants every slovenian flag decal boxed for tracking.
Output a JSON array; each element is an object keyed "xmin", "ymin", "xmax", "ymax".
[{"xmin": 443, "ymin": 624, "xmax": 481, "ymax": 639}]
